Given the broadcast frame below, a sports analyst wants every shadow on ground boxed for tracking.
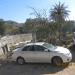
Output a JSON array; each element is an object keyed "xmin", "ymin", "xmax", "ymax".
[{"xmin": 0, "ymin": 62, "xmax": 67, "ymax": 75}]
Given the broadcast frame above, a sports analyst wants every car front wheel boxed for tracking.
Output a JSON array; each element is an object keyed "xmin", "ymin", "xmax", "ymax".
[{"xmin": 52, "ymin": 56, "xmax": 63, "ymax": 66}]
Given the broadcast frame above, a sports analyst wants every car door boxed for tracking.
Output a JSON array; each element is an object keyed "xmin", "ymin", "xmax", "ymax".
[
  {"xmin": 33, "ymin": 45, "xmax": 50, "ymax": 63},
  {"xmin": 21, "ymin": 45, "xmax": 36, "ymax": 62}
]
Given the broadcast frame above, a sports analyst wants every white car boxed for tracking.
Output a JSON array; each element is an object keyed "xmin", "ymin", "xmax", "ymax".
[{"xmin": 11, "ymin": 42, "xmax": 72, "ymax": 66}]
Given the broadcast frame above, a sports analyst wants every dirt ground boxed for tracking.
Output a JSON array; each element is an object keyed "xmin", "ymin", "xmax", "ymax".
[{"xmin": 0, "ymin": 50, "xmax": 75, "ymax": 75}]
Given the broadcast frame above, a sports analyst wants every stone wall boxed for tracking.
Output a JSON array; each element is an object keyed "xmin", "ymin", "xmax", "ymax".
[
  {"xmin": 0, "ymin": 33, "xmax": 32, "ymax": 56},
  {"xmin": 3, "ymin": 34, "xmax": 32, "ymax": 47}
]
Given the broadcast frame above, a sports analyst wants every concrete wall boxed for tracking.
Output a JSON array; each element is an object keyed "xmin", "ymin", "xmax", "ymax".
[
  {"xmin": 0, "ymin": 33, "xmax": 32, "ymax": 56},
  {"xmin": 2, "ymin": 34, "xmax": 32, "ymax": 47}
]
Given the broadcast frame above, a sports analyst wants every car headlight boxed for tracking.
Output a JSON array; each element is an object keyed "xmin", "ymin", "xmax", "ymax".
[{"xmin": 66, "ymin": 52, "xmax": 72, "ymax": 58}]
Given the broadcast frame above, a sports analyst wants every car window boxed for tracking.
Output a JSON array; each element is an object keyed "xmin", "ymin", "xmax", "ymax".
[
  {"xmin": 34, "ymin": 45, "xmax": 46, "ymax": 51},
  {"xmin": 43, "ymin": 43, "xmax": 57, "ymax": 49},
  {"xmin": 22, "ymin": 45, "xmax": 34, "ymax": 51},
  {"xmin": 22, "ymin": 46, "xmax": 31, "ymax": 51}
]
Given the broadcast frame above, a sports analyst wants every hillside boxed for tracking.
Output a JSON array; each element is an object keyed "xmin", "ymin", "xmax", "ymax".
[{"xmin": 4, "ymin": 20, "xmax": 24, "ymax": 27}]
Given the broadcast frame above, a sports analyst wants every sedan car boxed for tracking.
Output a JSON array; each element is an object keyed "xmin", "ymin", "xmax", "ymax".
[{"xmin": 11, "ymin": 42, "xmax": 72, "ymax": 66}]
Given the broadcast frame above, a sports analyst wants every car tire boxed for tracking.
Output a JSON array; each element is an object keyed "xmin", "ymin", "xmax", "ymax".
[
  {"xmin": 17, "ymin": 57, "xmax": 25, "ymax": 65},
  {"xmin": 52, "ymin": 56, "xmax": 63, "ymax": 66}
]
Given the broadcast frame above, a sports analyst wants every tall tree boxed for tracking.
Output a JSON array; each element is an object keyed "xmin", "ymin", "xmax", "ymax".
[
  {"xmin": 30, "ymin": 7, "xmax": 48, "ymax": 42},
  {"xmin": 50, "ymin": 2, "xmax": 70, "ymax": 40}
]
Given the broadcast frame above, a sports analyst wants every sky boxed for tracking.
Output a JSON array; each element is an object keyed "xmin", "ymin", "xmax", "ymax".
[{"xmin": 0, "ymin": 0, "xmax": 75, "ymax": 23}]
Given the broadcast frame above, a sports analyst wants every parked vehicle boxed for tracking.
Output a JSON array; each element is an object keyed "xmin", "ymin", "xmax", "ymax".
[{"xmin": 11, "ymin": 42, "xmax": 72, "ymax": 66}]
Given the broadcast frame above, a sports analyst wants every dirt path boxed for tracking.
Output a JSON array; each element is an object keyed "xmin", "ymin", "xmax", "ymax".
[{"xmin": 0, "ymin": 62, "xmax": 74, "ymax": 75}]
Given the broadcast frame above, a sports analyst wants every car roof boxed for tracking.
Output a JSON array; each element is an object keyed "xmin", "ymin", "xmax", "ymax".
[{"xmin": 25, "ymin": 42, "xmax": 45, "ymax": 46}]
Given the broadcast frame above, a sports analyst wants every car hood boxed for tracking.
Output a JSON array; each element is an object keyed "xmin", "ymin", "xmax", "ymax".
[{"xmin": 49, "ymin": 46, "xmax": 70, "ymax": 54}]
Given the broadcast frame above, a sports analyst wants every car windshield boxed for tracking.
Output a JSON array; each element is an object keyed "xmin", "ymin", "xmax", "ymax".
[{"xmin": 43, "ymin": 43, "xmax": 57, "ymax": 49}]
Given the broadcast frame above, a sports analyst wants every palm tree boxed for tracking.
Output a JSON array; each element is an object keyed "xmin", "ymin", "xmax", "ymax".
[{"xmin": 50, "ymin": 2, "xmax": 70, "ymax": 41}]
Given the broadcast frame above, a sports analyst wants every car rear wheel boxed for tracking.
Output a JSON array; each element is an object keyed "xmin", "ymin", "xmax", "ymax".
[
  {"xmin": 17, "ymin": 57, "xmax": 25, "ymax": 65},
  {"xmin": 52, "ymin": 56, "xmax": 63, "ymax": 66}
]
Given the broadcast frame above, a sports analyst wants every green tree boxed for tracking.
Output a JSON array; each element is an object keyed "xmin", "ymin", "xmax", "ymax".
[
  {"xmin": 62, "ymin": 21, "xmax": 75, "ymax": 33},
  {"xmin": 30, "ymin": 8, "xmax": 48, "ymax": 42},
  {"xmin": 50, "ymin": 2, "xmax": 70, "ymax": 40},
  {"xmin": 24, "ymin": 18, "xmax": 48, "ymax": 42}
]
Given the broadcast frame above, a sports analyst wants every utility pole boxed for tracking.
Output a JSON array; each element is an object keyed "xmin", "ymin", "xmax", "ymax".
[{"xmin": 32, "ymin": 23, "xmax": 36, "ymax": 43}]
